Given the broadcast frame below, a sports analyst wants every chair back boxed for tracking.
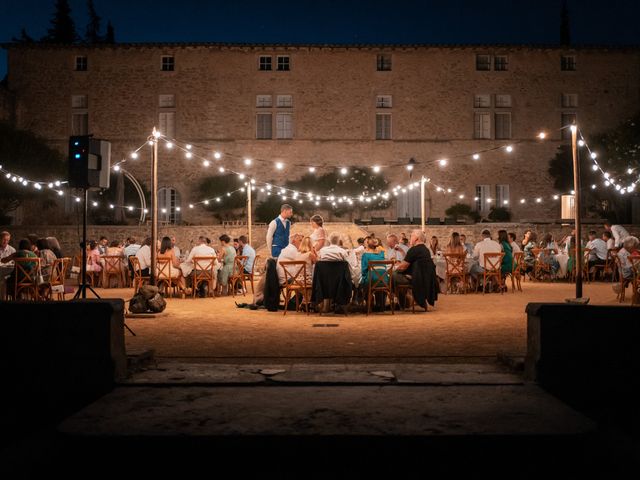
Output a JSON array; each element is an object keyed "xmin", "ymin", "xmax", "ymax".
[
  {"xmin": 129, "ymin": 255, "xmax": 141, "ymax": 275},
  {"xmin": 193, "ymin": 256, "xmax": 216, "ymax": 279},
  {"xmin": 248, "ymin": 254, "xmax": 261, "ymax": 275},
  {"xmin": 49, "ymin": 257, "xmax": 70, "ymax": 287},
  {"xmin": 512, "ymin": 251, "xmax": 524, "ymax": 273},
  {"xmin": 483, "ymin": 252, "xmax": 504, "ymax": 272},
  {"xmin": 233, "ymin": 255, "xmax": 248, "ymax": 275},
  {"xmin": 14, "ymin": 257, "xmax": 41, "ymax": 299},
  {"xmin": 631, "ymin": 256, "xmax": 640, "ymax": 277},
  {"xmin": 156, "ymin": 257, "xmax": 172, "ymax": 279},
  {"xmin": 279, "ymin": 260, "xmax": 309, "ymax": 288},
  {"xmin": 102, "ymin": 255, "xmax": 123, "ymax": 274},
  {"xmin": 367, "ymin": 260, "xmax": 394, "ymax": 290},
  {"xmin": 443, "ymin": 253, "xmax": 465, "ymax": 277}
]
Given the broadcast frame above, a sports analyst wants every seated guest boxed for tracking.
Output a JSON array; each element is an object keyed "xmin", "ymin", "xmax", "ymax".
[
  {"xmin": 46, "ymin": 237, "xmax": 63, "ymax": 258},
  {"xmin": 354, "ymin": 237, "xmax": 366, "ymax": 254},
  {"xmin": 135, "ymin": 237, "xmax": 152, "ymax": 277},
  {"xmin": 217, "ymin": 234, "xmax": 236, "ymax": 295},
  {"xmin": 444, "ymin": 232, "xmax": 465, "ymax": 255},
  {"xmin": 27, "ymin": 234, "xmax": 40, "ymax": 255},
  {"xmin": 586, "ymin": 230, "xmax": 608, "ymax": 270},
  {"xmin": 428, "ymin": 236, "xmax": 440, "ymax": 256},
  {"xmin": 559, "ymin": 229, "xmax": 576, "ymax": 255},
  {"xmin": 98, "ymin": 236, "xmax": 109, "ymax": 255},
  {"xmin": 342, "ymin": 240, "xmax": 362, "ymax": 286},
  {"xmin": 384, "ymin": 233, "xmax": 409, "ymax": 262},
  {"xmin": 521, "ymin": 230, "xmax": 533, "ymax": 250},
  {"xmin": 310, "ymin": 214, "xmax": 327, "ymax": 251},
  {"xmin": 275, "ymin": 234, "xmax": 304, "ymax": 286},
  {"xmin": 470, "ymin": 230, "xmax": 502, "ymax": 278},
  {"xmin": 400, "ymin": 232, "xmax": 409, "ymax": 246},
  {"xmin": 106, "ymin": 240, "xmax": 124, "ymax": 257},
  {"xmin": 460, "ymin": 234, "xmax": 473, "ymax": 256},
  {"xmin": 497, "ymin": 230, "xmax": 513, "ymax": 279},
  {"xmin": 233, "ymin": 238, "xmax": 241, "ymax": 255},
  {"xmin": 157, "ymin": 236, "xmax": 187, "ymax": 294},
  {"xmin": 508, "ymin": 233, "xmax": 521, "ymax": 254},
  {"xmin": 36, "ymin": 238, "xmax": 57, "ymax": 282},
  {"xmin": 0, "ymin": 231, "xmax": 16, "ymax": 262},
  {"xmin": 360, "ymin": 236, "xmax": 386, "ymax": 286},
  {"xmin": 319, "ymin": 232, "xmax": 349, "ymax": 261},
  {"xmin": 124, "ymin": 237, "xmax": 141, "ymax": 258},
  {"xmin": 86, "ymin": 240, "xmax": 102, "ymax": 273},
  {"xmin": 2, "ymin": 239, "xmax": 38, "ymax": 295},
  {"xmin": 296, "ymin": 236, "xmax": 317, "ymax": 284},
  {"xmin": 393, "ymin": 229, "xmax": 438, "ymax": 310},
  {"xmin": 523, "ymin": 231, "xmax": 538, "ymax": 271},
  {"xmin": 238, "ymin": 235, "xmax": 256, "ymax": 274},
  {"xmin": 603, "ymin": 231, "xmax": 615, "ymax": 250},
  {"xmin": 604, "ymin": 222, "xmax": 630, "ymax": 248},
  {"xmin": 183, "ymin": 236, "xmax": 218, "ymax": 297},
  {"xmin": 171, "ymin": 236, "xmax": 181, "ymax": 258},
  {"xmin": 538, "ymin": 233, "xmax": 560, "ymax": 274},
  {"xmin": 614, "ymin": 236, "xmax": 640, "ymax": 290}
]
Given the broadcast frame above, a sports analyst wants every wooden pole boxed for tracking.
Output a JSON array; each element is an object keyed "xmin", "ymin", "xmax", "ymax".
[
  {"xmin": 247, "ymin": 179, "xmax": 253, "ymax": 246},
  {"xmin": 571, "ymin": 124, "xmax": 582, "ymax": 298},
  {"xmin": 150, "ymin": 128, "xmax": 158, "ymax": 286},
  {"xmin": 420, "ymin": 176, "xmax": 426, "ymax": 232}
]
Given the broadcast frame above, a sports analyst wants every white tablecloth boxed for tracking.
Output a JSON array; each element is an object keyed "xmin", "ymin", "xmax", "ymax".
[{"xmin": 434, "ymin": 256, "xmax": 478, "ymax": 279}]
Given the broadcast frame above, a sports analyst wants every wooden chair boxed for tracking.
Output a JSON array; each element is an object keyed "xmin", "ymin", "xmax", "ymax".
[
  {"xmin": 443, "ymin": 253, "xmax": 468, "ymax": 294},
  {"xmin": 509, "ymin": 251, "xmax": 524, "ymax": 292},
  {"xmin": 366, "ymin": 260, "xmax": 395, "ymax": 315},
  {"xmin": 482, "ymin": 252, "xmax": 504, "ymax": 294},
  {"xmin": 43, "ymin": 257, "xmax": 71, "ymax": 301},
  {"xmin": 591, "ymin": 249, "xmax": 618, "ymax": 282},
  {"xmin": 192, "ymin": 256, "xmax": 217, "ymax": 298},
  {"xmin": 611, "ymin": 254, "xmax": 627, "ymax": 303},
  {"xmin": 242, "ymin": 254, "xmax": 260, "ymax": 294},
  {"xmin": 156, "ymin": 257, "xmax": 182, "ymax": 298},
  {"xmin": 631, "ymin": 257, "xmax": 640, "ymax": 305},
  {"xmin": 129, "ymin": 256, "xmax": 149, "ymax": 292},
  {"xmin": 10, "ymin": 257, "xmax": 41, "ymax": 301},
  {"xmin": 532, "ymin": 248, "xmax": 553, "ymax": 281},
  {"xmin": 228, "ymin": 255, "xmax": 248, "ymax": 297},
  {"xmin": 101, "ymin": 255, "xmax": 126, "ymax": 288},
  {"xmin": 395, "ymin": 283, "xmax": 417, "ymax": 313},
  {"xmin": 279, "ymin": 260, "xmax": 312, "ymax": 315},
  {"xmin": 582, "ymin": 248, "xmax": 593, "ymax": 283}
]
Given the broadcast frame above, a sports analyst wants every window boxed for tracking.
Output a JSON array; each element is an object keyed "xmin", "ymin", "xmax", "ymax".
[
  {"xmin": 158, "ymin": 187, "xmax": 181, "ymax": 225},
  {"xmin": 75, "ymin": 56, "xmax": 87, "ymax": 71},
  {"xmin": 561, "ymin": 113, "xmax": 577, "ymax": 139},
  {"xmin": 256, "ymin": 94, "xmax": 272, "ymax": 108},
  {"xmin": 376, "ymin": 54, "xmax": 392, "ymax": 71},
  {"xmin": 159, "ymin": 94, "xmax": 175, "ymax": 108},
  {"xmin": 71, "ymin": 95, "xmax": 87, "ymax": 109},
  {"xmin": 376, "ymin": 95, "xmax": 392, "ymax": 108},
  {"xmin": 276, "ymin": 55, "xmax": 290, "ymax": 71},
  {"xmin": 561, "ymin": 55, "xmax": 576, "ymax": 71},
  {"xmin": 375, "ymin": 114, "xmax": 392, "ymax": 140},
  {"xmin": 276, "ymin": 94, "xmax": 293, "ymax": 108},
  {"xmin": 562, "ymin": 93, "xmax": 578, "ymax": 108},
  {"xmin": 161, "ymin": 55, "xmax": 175, "ymax": 71},
  {"xmin": 474, "ymin": 94, "xmax": 491, "ymax": 108},
  {"xmin": 474, "ymin": 112, "xmax": 491, "ymax": 139},
  {"xmin": 476, "ymin": 185, "xmax": 491, "ymax": 214},
  {"xmin": 159, "ymin": 112, "xmax": 175, "ymax": 138},
  {"xmin": 256, "ymin": 113, "xmax": 272, "ymax": 139},
  {"xmin": 259, "ymin": 55, "xmax": 272, "ymax": 71},
  {"xmin": 476, "ymin": 54, "xmax": 491, "ymax": 71},
  {"xmin": 495, "ymin": 94, "xmax": 512, "ymax": 108},
  {"xmin": 276, "ymin": 113, "xmax": 293, "ymax": 139},
  {"xmin": 495, "ymin": 113, "xmax": 512, "ymax": 139},
  {"xmin": 496, "ymin": 184, "xmax": 510, "ymax": 207},
  {"xmin": 494, "ymin": 55, "xmax": 508, "ymax": 71},
  {"xmin": 72, "ymin": 113, "xmax": 88, "ymax": 135}
]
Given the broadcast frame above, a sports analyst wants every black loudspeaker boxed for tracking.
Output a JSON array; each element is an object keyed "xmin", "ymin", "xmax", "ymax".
[{"xmin": 68, "ymin": 135, "xmax": 111, "ymax": 189}]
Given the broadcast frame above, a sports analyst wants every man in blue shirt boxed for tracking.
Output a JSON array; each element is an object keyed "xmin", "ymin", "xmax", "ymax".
[
  {"xmin": 266, "ymin": 204, "xmax": 293, "ymax": 258},
  {"xmin": 238, "ymin": 235, "xmax": 256, "ymax": 274}
]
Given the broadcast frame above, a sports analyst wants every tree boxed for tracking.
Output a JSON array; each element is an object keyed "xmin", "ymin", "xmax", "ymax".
[
  {"xmin": 105, "ymin": 20, "xmax": 115, "ymax": 43},
  {"xmin": 85, "ymin": 0, "xmax": 102, "ymax": 43},
  {"xmin": 560, "ymin": 0, "xmax": 571, "ymax": 45},
  {"xmin": 43, "ymin": 0, "xmax": 78, "ymax": 43},
  {"xmin": 11, "ymin": 28, "xmax": 34, "ymax": 43}
]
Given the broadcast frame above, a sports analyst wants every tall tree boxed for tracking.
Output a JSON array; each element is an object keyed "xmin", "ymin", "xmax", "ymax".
[
  {"xmin": 11, "ymin": 28, "xmax": 34, "ymax": 43},
  {"xmin": 105, "ymin": 20, "xmax": 115, "ymax": 43},
  {"xmin": 85, "ymin": 0, "xmax": 102, "ymax": 43},
  {"xmin": 560, "ymin": 0, "xmax": 571, "ymax": 45},
  {"xmin": 43, "ymin": 0, "xmax": 78, "ymax": 43}
]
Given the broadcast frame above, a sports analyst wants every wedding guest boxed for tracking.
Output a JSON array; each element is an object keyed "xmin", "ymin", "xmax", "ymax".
[
  {"xmin": 470, "ymin": 230, "xmax": 502, "ymax": 278},
  {"xmin": 0, "ymin": 231, "xmax": 16, "ymax": 261},
  {"xmin": 604, "ymin": 222, "xmax": 630, "ymax": 248},
  {"xmin": 238, "ymin": 235, "xmax": 256, "ymax": 274},
  {"xmin": 183, "ymin": 236, "xmax": 218, "ymax": 297},
  {"xmin": 98, "ymin": 236, "xmax": 109, "ymax": 255},
  {"xmin": 3, "ymin": 239, "xmax": 38, "ymax": 295},
  {"xmin": 135, "ymin": 237, "xmax": 152, "ymax": 277},
  {"xmin": 275, "ymin": 234, "xmax": 304, "ymax": 285},
  {"xmin": 523, "ymin": 231, "xmax": 538, "ymax": 271},
  {"xmin": 602, "ymin": 231, "xmax": 615, "ymax": 250},
  {"xmin": 266, "ymin": 204, "xmax": 293, "ymax": 258},
  {"xmin": 508, "ymin": 233, "xmax": 521, "ymax": 254},
  {"xmin": 36, "ymin": 238, "xmax": 56, "ymax": 282},
  {"xmin": 586, "ymin": 230, "xmax": 608, "ymax": 270},
  {"xmin": 217, "ymin": 234, "xmax": 236, "ymax": 295},
  {"xmin": 171, "ymin": 236, "xmax": 181, "ymax": 258},
  {"xmin": 460, "ymin": 234, "xmax": 473, "ymax": 256},
  {"xmin": 393, "ymin": 229, "xmax": 438, "ymax": 310},
  {"xmin": 233, "ymin": 238, "xmax": 240, "ymax": 255},
  {"xmin": 157, "ymin": 236, "xmax": 188, "ymax": 294},
  {"xmin": 538, "ymin": 233, "xmax": 560, "ymax": 274},
  {"xmin": 497, "ymin": 230, "xmax": 513, "ymax": 278},
  {"xmin": 309, "ymin": 214, "xmax": 326, "ymax": 251},
  {"xmin": 385, "ymin": 233, "xmax": 409, "ymax": 261},
  {"xmin": 123, "ymin": 237, "xmax": 141, "ymax": 258},
  {"xmin": 400, "ymin": 232, "xmax": 409, "ymax": 246},
  {"xmin": 106, "ymin": 240, "xmax": 124, "ymax": 256},
  {"xmin": 319, "ymin": 232, "xmax": 349, "ymax": 261},
  {"xmin": 360, "ymin": 236, "xmax": 386, "ymax": 286},
  {"xmin": 296, "ymin": 236, "xmax": 317, "ymax": 283},
  {"xmin": 444, "ymin": 232, "xmax": 465, "ymax": 255},
  {"xmin": 614, "ymin": 236, "xmax": 640, "ymax": 290},
  {"xmin": 46, "ymin": 237, "xmax": 63, "ymax": 258},
  {"xmin": 428, "ymin": 236, "xmax": 440, "ymax": 256},
  {"xmin": 86, "ymin": 240, "xmax": 102, "ymax": 274}
]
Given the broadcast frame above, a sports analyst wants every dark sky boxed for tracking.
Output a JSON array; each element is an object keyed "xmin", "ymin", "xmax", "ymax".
[{"xmin": 2, "ymin": 0, "xmax": 640, "ymax": 77}]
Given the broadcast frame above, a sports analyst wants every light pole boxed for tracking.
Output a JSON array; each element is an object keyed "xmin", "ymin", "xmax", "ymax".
[
  {"xmin": 247, "ymin": 178, "xmax": 253, "ymax": 246},
  {"xmin": 420, "ymin": 175, "xmax": 427, "ymax": 232},
  {"xmin": 150, "ymin": 128, "xmax": 159, "ymax": 286},
  {"xmin": 570, "ymin": 123, "xmax": 584, "ymax": 300}
]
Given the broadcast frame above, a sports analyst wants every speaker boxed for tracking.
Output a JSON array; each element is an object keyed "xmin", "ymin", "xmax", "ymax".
[{"xmin": 68, "ymin": 135, "xmax": 111, "ymax": 190}]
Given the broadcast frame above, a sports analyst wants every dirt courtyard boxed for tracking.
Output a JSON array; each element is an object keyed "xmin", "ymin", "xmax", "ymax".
[{"xmin": 97, "ymin": 281, "xmax": 626, "ymax": 362}]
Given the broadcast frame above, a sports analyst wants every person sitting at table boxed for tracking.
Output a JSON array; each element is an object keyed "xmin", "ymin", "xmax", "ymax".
[
  {"xmin": 602, "ymin": 231, "xmax": 615, "ymax": 251},
  {"xmin": 360, "ymin": 236, "xmax": 386, "ymax": 286},
  {"xmin": 238, "ymin": 235, "xmax": 256, "ymax": 274},
  {"xmin": 613, "ymin": 236, "xmax": 640, "ymax": 294},
  {"xmin": 508, "ymin": 233, "xmax": 521, "ymax": 254},
  {"xmin": 86, "ymin": 240, "xmax": 103, "ymax": 274},
  {"xmin": 444, "ymin": 232, "xmax": 465, "ymax": 255},
  {"xmin": 135, "ymin": 237, "xmax": 152, "ymax": 277},
  {"xmin": 182, "ymin": 236, "xmax": 219, "ymax": 297},
  {"xmin": 171, "ymin": 236, "xmax": 181, "ymax": 259},
  {"xmin": 384, "ymin": 233, "xmax": 409, "ymax": 262},
  {"xmin": 400, "ymin": 232, "xmax": 409, "ymax": 247},
  {"xmin": 2, "ymin": 239, "xmax": 38, "ymax": 297},
  {"xmin": 157, "ymin": 236, "xmax": 189, "ymax": 295},
  {"xmin": 538, "ymin": 233, "xmax": 560, "ymax": 275},
  {"xmin": 393, "ymin": 229, "xmax": 438, "ymax": 310},
  {"xmin": 585, "ymin": 230, "xmax": 608, "ymax": 272},
  {"xmin": 296, "ymin": 236, "xmax": 317, "ymax": 284},
  {"xmin": 123, "ymin": 237, "xmax": 141, "ymax": 258},
  {"xmin": 497, "ymin": 230, "xmax": 513, "ymax": 284},
  {"xmin": 106, "ymin": 240, "xmax": 124, "ymax": 257},
  {"xmin": 217, "ymin": 234, "xmax": 236, "ymax": 296},
  {"xmin": 98, "ymin": 236, "xmax": 109, "ymax": 255},
  {"xmin": 428, "ymin": 236, "xmax": 441, "ymax": 257},
  {"xmin": 0, "ymin": 231, "xmax": 16, "ymax": 262},
  {"xmin": 522, "ymin": 231, "xmax": 538, "ymax": 274},
  {"xmin": 45, "ymin": 237, "xmax": 63, "ymax": 258},
  {"xmin": 36, "ymin": 238, "xmax": 56, "ymax": 282},
  {"xmin": 310, "ymin": 214, "xmax": 327, "ymax": 252},
  {"xmin": 342, "ymin": 240, "xmax": 362, "ymax": 286},
  {"xmin": 470, "ymin": 230, "xmax": 502, "ymax": 285},
  {"xmin": 460, "ymin": 234, "xmax": 474, "ymax": 256},
  {"xmin": 319, "ymin": 232, "xmax": 348, "ymax": 261}
]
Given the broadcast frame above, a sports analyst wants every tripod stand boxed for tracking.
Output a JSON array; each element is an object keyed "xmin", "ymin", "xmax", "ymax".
[{"xmin": 73, "ymin": 189, "xmax": 136, "ymax": 336}]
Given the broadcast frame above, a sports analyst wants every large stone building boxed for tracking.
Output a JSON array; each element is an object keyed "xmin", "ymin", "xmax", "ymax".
[{"xmin": 3, "ymin": 42, "xmax": 640, "ymax": 223}]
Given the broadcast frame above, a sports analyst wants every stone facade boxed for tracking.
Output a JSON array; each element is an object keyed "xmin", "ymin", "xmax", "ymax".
[{"xmin": 4, "ymin": 43, "xmax": 640, "ymax": 223}]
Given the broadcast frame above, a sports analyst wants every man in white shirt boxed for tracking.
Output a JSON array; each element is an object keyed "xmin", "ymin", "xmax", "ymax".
[
  {"xmin": 135, "ymin": 238, "xmax": 152, "ymax": 276},
  {"xmin": 319, "ymin": 232, "xmax": 348, "ymax": 261},
  {"xmin": 276, "ymin": 234, "xmax": 304, "ymax": 285},
  {"xmin": 384, "ymin": 233, "xmax": 409, "ymax": 262},
  {"xmin": 238, "ymin": 235, "xmax": 256, "ymax": 274},
  {"xmin": 266, "ymin": 204, "xmax": 293, "ymax": 258},
  {"xmin": 460, "ymin": 234, "xmax": 474, "ymax": 256},
  {"xmin": 123, "ymin": 237, "xmax": 141, "ymax": 258},
  {"xmin": 604, "ymin": 222, "xmax": 630, "ymax": 248},
  {"xmin": 183, "ymin": 236, "xmax": 218, "ymax": 296},
  {"xmin": 602, "ymin": 231, "xmax": 616, "ymax": 251},
  {"xmin": 470, "ymin": 230, "xmax": 502, "ymax": 278},
  {"xmin": 586, "ymin": 230, "xmax": 608, "ymax": 269},
  {"xmin": 0, "ymin": 231, "xmax": 16, "ymax": 262}
]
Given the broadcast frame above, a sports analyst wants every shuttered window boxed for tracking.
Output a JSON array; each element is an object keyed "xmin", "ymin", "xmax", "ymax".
[{"xmin": 257, "ymin": 113, "xmax": 272, "ymax": 139}]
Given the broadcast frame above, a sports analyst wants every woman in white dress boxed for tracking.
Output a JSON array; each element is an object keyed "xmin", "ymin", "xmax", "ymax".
[{"xmin": 309, "ymin": 214, "xmax": 326, "ymax": 252}]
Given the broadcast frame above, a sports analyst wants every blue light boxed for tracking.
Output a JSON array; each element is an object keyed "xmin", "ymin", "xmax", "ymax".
[
  {"xmin": 74, "ymin": 141, "xmax": 79, "ymax": 146},
  {"xmin": 75, "ymin": 154, "xmax": 81, "ymax": 159}
]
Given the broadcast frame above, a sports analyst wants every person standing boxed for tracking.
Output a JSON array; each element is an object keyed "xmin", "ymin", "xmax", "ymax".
[
  {"xmin": 309, "ymin": 215, "xmax": 326, "ymax": 252},
  {"xmin": 216, "ymin": 234, "xmax": 236, "ymax": 295},
  {"xmin": 604, "ymin": 222, "xmax": 630, "ymax": 248},
  {"xmin": 266, "ymin": 204, "xmax": 293, "ymax": 258}
]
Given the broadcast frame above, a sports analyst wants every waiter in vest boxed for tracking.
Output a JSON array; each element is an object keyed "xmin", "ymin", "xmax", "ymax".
[{"xmin": 266, "ymin": 204, "xmax": 293, "ymax": 257}]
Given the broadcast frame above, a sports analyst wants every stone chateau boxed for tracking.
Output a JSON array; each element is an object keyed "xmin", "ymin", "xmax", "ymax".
[{"xmin": 2, "ymin": 42, "xmax": 640, "ymax": 223}]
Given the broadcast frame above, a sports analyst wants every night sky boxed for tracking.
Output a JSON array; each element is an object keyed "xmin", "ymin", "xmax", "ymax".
[{"xmin": 1, "ymin": 0, "xmax": 640, "ymax": 78}]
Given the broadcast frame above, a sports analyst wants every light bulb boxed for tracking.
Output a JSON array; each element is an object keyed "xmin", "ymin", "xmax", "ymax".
[
  {"xmin": 130, "ymin": 152, "xmax": 138, "ymax": 159},
  {"xmin": 506, "ymin": 145, "xmax": 514, "ymax": 153},
  {"xmin": 214, "ymin": 152, "xmax": 221, "ymax": 159},
  {"xmin": 372, "ymin": 165, "xmax": 381, "ymax": 173},
  {"xmin": 185, "ymin": 152, "xmax": 193, "ymax": 159},
  {"xmin": 340, "ymin": 167, "xmax": 348, "ymax": 175},
  {"xmin": 166, "ymin": 142, "xmax": 173, "ymax": 149},
  {"xmin": 472, "ymin": 154, "xmax": 480, "ymax": 160},
  {"xmin": 592, "ymin": 164, "xmax": 598, "ymax": 171},
  {"xmin": 113, "ymin": 165, "xmax": 120, "ymax": 171},
  {"xmin": 203, "ymin": 160, "xmax": 210, "ymax": 167},
  {"xmin": 275, "ymin": 162, "xmax": 284, "ymax": 170},
  {"xmin": 590, "ymin": 152, "xmax": 597, "ymax": 159},
  {"xmin": 538, "ymin": 132, "xmax": 546, "ymax": 139},
  {"xmin": 308, "ymin": 167, "xmax": 316, "ymax": 173},
  {"xmin": 186, "ymin": 144, "xmax": 192, "ymax": 150},
  {"xmin": 438, "ymin": 159, "xmax": 448, "ymax": 167},
  {"xmin": 244, "ymin": 158, "xmax": 252, "ymax": 166}
]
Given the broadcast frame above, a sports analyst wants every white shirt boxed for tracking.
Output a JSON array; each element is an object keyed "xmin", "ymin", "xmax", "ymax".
[
  {"xmin": 266, "ymin": 215, "xmax": 289, "ymax": 255},
  {"xmin": 276, "ymin": 243, "xmax": 300, "ymax": 285},
  {"xmin": 586, "ymin": 238, "xmax": 608, "ymax": 261},
  {"xmin": 123, "ymin": 243, "xmax": 141, "ymax": 258},
  {"xmin": 510, "ymin": 241, "xmax": 521, "ymax": 254},
  {"xmin": 610, "ymin": 225, "xmax": 630, "ymax": 247},
  {"xmin": 605, "ymin": 238, "xmax": 616, "ymax": 250},
  {"xmin": 172, "ymin": 246, "xmax": 181, "ymax": 259},
  {"xmin": 473, "ymin": 238, "xmax": 503, "ymax": 265},
  {"xmin": 135, "ymin": 245, "xmax": 151, "ymax": 271},
  {"xmin": 1, "ymin": 244, "xmax": 16, "ymax": 261},
  {"xmin": 187, "ymin": 243, "xmax": 218, "ymax": 270},
  {"xmin": 319, "ymin": 244, "xmax": 348, "ymax": 262},
  {"xmin": 385, "ymin": 243, "xmax": 409, "ymax": 262},
  {"xmin": 346, "ymin": 249, "xmax": 361, "ymax": 285}
]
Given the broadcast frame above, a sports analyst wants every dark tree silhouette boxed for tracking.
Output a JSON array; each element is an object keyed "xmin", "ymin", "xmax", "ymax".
[
  {"xmin": 85, "ymin": 0, "xmax": 102, "ymax": 43},
  {"xmin": 105, "ymin": 20, "xmax": 115, "ymax": 43},
  {"xmin": 11, "ymin": 28, "xmax": 34, "ymax": 43},
  {"xmin": 560, "ymin": 0, "xmax": 571, "ymax": 45},
  {"xmin": 43, "ymin": 0, "xmax": 78, "ymax": 43}
]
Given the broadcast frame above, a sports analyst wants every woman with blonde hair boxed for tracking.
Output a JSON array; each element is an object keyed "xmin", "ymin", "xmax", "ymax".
[
  {"xmin": 297, "ymin": 236, "xmax": 317, "ymax": 283},
  {"xmin": 444, "ymin": 232, "xmax": 465, "ymax": 255},
  {"xmin": 309, "ymin": 214, "xmax": 326, "ymax": 251}
]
